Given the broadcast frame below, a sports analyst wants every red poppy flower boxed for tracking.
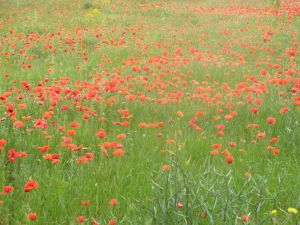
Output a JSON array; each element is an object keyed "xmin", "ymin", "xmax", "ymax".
[
  {"xmin": 38, "ymin": 145, "xmax": 50, "ymax": 153},
  {"xmin": 2, "ymin": 185, "xmax": 14, "ymax": 195},
  {"xmin": 109, "ymin": 198, "xmax": 118, "ymax": 206},
  {"xmin": 24, "ymin": 179, "xmax": 39, "ymax": 192},
  {"xmin": 13, "ymin": 121, "xmax": 25, "ymax": 128},
  {"xmin": 177, "ymin": 202, "xmax": 183, "ymax": 208},
  {"xmin": 77, "ymin": 216, "xmax": 85, "ymax": 223},
  {"xmin": 109, "ymin": 219, "xmax": 117, "ymax": 225},
  {"xmin": 267, "ymin": 117, "xmax": 276, "ymax": 125},
  {"xmin": 96, "ymin": 130, "xmax": 106, "ymax": 138},
  {"xmin": 257, "ymin": 132, "xmax": 266, "ymax": 139},
  {"xmin": 242, "ymin": 215, "xmax": 249, "ymax": 222},
  {"xmin": 226, "ymin": 156, "xmax": 234, "ymax": 164},
  {"xmin": 112, "ymin": 149, "xmax": 125, "ymax": 157},
  {"xmin": 28, "ymin": 213, "xmax": 37, "ymax": 220}
]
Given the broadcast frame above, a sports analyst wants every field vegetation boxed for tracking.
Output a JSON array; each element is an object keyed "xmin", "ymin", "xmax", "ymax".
[{"xmin": 0, "ymin": 0, "xmax": 299, "ymax": 224}]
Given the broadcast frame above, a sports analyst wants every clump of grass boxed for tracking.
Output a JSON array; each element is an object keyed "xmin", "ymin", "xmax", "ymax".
[
  {"xmin": 0, "ymin": 0, "xmax": 299, "ymax": 224},
  {"xmin": 142, "ymin": 139, "xmax": 299, "ymax": 224},
  {"xmin": 83, "ymin": 1, "xmax": 94, "ymax": 9}
]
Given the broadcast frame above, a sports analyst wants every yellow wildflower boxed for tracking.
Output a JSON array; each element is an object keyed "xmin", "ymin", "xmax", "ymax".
[
  {"xmin": 85, "ymin": 8, "xmax": 101, "ymax": 17},
  {"xmin": 92, "ymin": 8, "xmax": 100, "ymax": 14},
  {"xmin": 271, "ymin": 209, "xmax": 277, "ymax": 215},
  {"xmin": 287, "ymin": 207, "xmax": 298, "ymax": 214}
]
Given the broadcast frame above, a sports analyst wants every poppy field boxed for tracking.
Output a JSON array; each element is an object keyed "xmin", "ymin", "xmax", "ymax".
[{"xmin": 0, "ymin": 0, "xmax": 299, "ymax": 224}]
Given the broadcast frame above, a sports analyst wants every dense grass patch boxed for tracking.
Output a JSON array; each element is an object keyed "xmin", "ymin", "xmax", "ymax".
[{"xmin": 0, "ymin": 0, "xmax": 299, "ymax": 224}]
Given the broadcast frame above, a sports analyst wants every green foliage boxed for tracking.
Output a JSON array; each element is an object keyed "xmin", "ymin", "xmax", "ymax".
[
  {"xmin": 83, "ymin": 0, "xmax": 94, "ymax": 9},
  {"xmin": 0, "ymin": 0, "xmax": 299, "ymax": 224}
]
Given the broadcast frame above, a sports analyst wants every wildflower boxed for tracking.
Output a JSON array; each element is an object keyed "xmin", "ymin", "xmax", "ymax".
[
  {"xmin": 210, "ymin": 149, "xmax": 219, "ymax": 156},
  {"xmin": 158, "ymin": 122, "xmax": 164, "ymax": 127},
  {"xmin": 52, "ymin": 159, "xmax": 61, "ymax": 164},
  {"xmin": 271, "ymin": 209, "xmax": 277, "ymax": 215},
  {"xmin": 224, "ymin": 114, "xmax": 233, "ymax": 120},
  {"xmin": 267, "ymin": 117, "xmax": 276, "ymax": 125},
  {"xmin": 0, "ymin": 139, "xmax": 7, "ymax": 152},
  {"xmin": 122, "ymin": 121, "xmax": 130, "ymax": 127},
  {"xmin": 132, "ymin": 66, "xmax": 140, "ymax": 72},
  {"xmin": 250, "ymin": 107, "xmax": 259, "ymax": 114},
  {"xmin": 177, "ymin": 202, "xmax": 183, "ymax": 208},
  {"xmin": 76, "ymin": 156, "xmax": 89, "ymax": 164},
  {"xmin": 18, "ymin": 103, "xmax": 27, "ymax": 109},
  {"xmin": 260, "ymin": 69, "xmax": 267, "ymax": 76},
  {"xmin": 242, "ymin": 215, "xmax": 249, "ymax": 222},
  {"xmin": 112, "ymin": 149, "xmax": 125, "ymax": 157},
  {"xmin": 221, "ymin": 149, "xmax": 231, "ymax": 157},
  {"xmin": 116, "ymin": 133, "xmax": 126, "ymax": 140},
  {"xmin": 257, "ymin": 132, "xmax": 266, "ymax": 139},
  {"xmin": 69, "ymin": 121, "xmax": 80, "ymax": 128},
  {"xmin": 67, "ymin": 130, "xmax": 76, "ymax": 136},
  {"xmin": 287, "ymin": 207, "xmax": 298, "ymax": 214},
  {"xmin": 272, "ymin": 149, "xmax": 279, "ymax": 155},
  {"xmin": 229, "ymin": 141, "xmax": 236, "ymax": 148},
  {"xmin": 34, "ymin": 119, "xmax": 48, "ymax": 129},
  {"xmin": 38, "ymin": 145, "xmax": 50, "ymax": 153},
  {"xmin": 8, "ymin": 148, "xmax": 18, "ymax": 162},
  {"xmin": 255, "ymin": 99, "xmax": 263, "ymax": 105},
  {"xmin": 216, "ymin": 131, "xmax": 224, "ymax": 136},
  {"xmin": 162, "ymin": 164, "xmax": 170, "ymax": 171},
  {"xmin": 24, "ymin": 179, "xmax": 39, "ymax": 192},
  {"xmin": 13, "ymin": 121, "xmax": 25, "ymax": 128},
  {"xmin": 96, "ymin": 129, "xmax": 106, "ymax": 138},
  {"xmin": 139, "ymin": 122, "xmax": 148, "ymax": 128},
  {"xmin": 279, "ymin": 107, "xmax": 289, "ymax": 114},
  {"xmin": 270, "ymin": 137, "xmax": 279, "ymax": 143},
  {"xmin": 226, "ymin": 155, "xmax": 234, "ymax": 164},
  {"xmin": 92, "ymin": 8, "xmax": 100, "ymax": 13},
  {"xmin": 62, "ymin": 105, "xmax": 69, "ymax": 110},
  {"xmin": 82, "ymin": 114, "xmax": 90, "ymax": 120},
  {"xmin": 58, "ymin": 126, "xmax": 66, "ymax": 131},
  {"xmin": 43, "ymin": 111, "xmax": 53, "ymax": 119},
  {"xmin": 2, "ymin": 185, "xmax": 14, "ymax": 195},
  {"xmin": 247, "ymin": 124, "xmax": 260, "ymax": 129},
  {"xmin": 109, "ymin": 198, "xmax": 118, "ymax": 206},
  {"xmin": 28, "ymin": 213, "xmax": 37, "ymax": 220},
  {"xmin": 215, "ymin": 124, "xmax": 225, "ymax": 130},
  {"xmin": 211, "ymin": 143, "xmax": 222, "ymax": 149},
  {"xmin": 109, "ymin": 219, "xmax": 117, "ymax": 225},
  {"xmin": 22, "ymin": 116, "xmax": 31, "ymax": 121},
  {"xmin": 7, "ymin": 103, "xmax": 14, "ymax": 114},
  {"xmin": 85, "ymin": 153, "xmax": 94, "ymax": 160},
  {"xmin": 81, "ymin": 200, "xmax": 90, "ymax": 206},
  {"xmin": 176, "ymin": 111, "xmax": 184, "ymax": 118},
  {"xmin": 77, "ymin": 216, "xmax": 85, "ymax": 223},
  {"xmin": 52, "ymin": 153, "xmax": 60, "ymax": 160},
  {"xmin": 0, "ymin": 139, "xmax": 7, "ymax": 147}
]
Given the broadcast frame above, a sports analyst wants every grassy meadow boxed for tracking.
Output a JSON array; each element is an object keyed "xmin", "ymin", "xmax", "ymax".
[{"xmin": 0, "ymin": 0, "xmax": 299, "ymax": 224}]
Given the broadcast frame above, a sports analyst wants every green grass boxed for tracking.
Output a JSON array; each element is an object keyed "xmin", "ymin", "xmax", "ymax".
[{"xmin": 0, "ymin": 0, "xmax": 299, "ymax": 224}]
